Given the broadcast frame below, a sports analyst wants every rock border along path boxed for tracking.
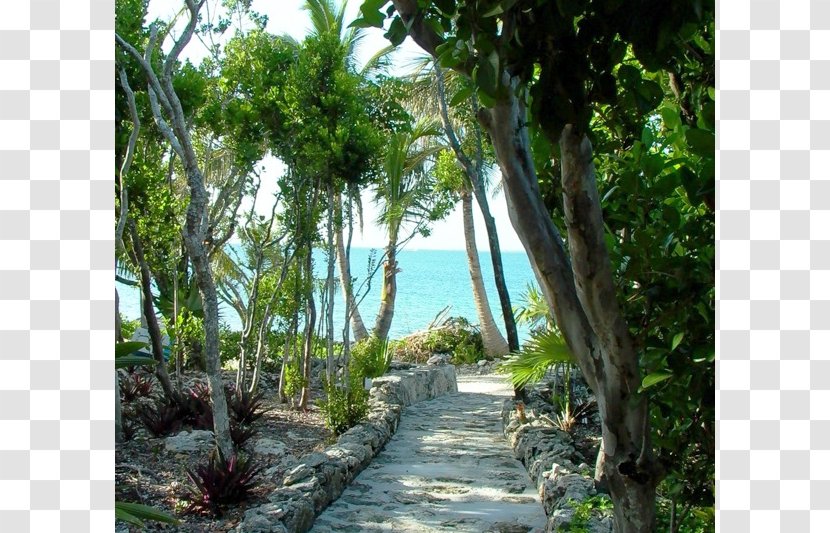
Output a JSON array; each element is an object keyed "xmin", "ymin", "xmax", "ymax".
[{"xmin": 310, "ymin": 374, "xmax": 547, "ymax": 533}]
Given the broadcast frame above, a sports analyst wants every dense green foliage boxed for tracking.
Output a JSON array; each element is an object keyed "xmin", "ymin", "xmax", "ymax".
[
  {"xmin": 116, "ymin": 0, "xmax": 713, "ymax": 527},
  {"xmin": 351, "ymin": 335, "xmax": 393, "ymax": 379},
  {"xmin": 318, "ymin": 374, "xmax": 370, "ymax": 435},
  {"xmin": 358, "ymin": 0, "xmax": 714, "ymax": 529}
]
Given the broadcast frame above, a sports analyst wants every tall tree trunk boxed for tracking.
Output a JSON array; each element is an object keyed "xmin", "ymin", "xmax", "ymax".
[
  {"xmin": 559, "ymin": 126, "xmax": 659, "ymax": 531},
  {"xmin": 389, "ymin": 2, "xmax": 661, "ymax": 526},
  {"xmin": 461, "ymin": 189, "xmax": 509, "ymax": 357},
  {"xmin": 128, "ymin": 223, "xmax": 178, "ymax": 404},
  {"xmin": 478, "ymin": 90, "xmax": 659, "ymax": 531},
  {"xmin": 374, "ymin": 240, "xmax": 398, "ymax": 341},
  {"xmin": 181, "ymin": 167, "xmax": 235, "ymax": 458},
  {"xmin": 325, "ymin": 185, "xmax": 337, "ymax": 384},
  {"xmin": 433, "ymin": 65, "xmax": 519, "ymax": 353},
  {"xmin": 335, "ymin": 194, "xmax": 369, "ymax": 341},
  {"xmin": 115, "ymin": 288, "xmax": 124, "ymax": 444},
  {"xmin": 116, "ymin": 0, "xmax": 233, "ymax": 458},
  {"xmin": 298, "ymin": 253, "xmax": 317, "ymax": 410},
  {"xmin": 469, "ymin": 168, "xmax": 519, "ymax": 352}
]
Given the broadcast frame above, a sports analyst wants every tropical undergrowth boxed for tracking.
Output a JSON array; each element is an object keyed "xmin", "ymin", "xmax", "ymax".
[{"xmin": 388, "ymin": 316, "xmax": 484, "ymax": 364}]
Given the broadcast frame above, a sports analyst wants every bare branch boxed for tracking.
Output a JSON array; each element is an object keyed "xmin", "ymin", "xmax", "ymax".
[
  {"xmin": 434, "ymin": 65, "xmax": 476, "ymax": 184},
  {"xmin": 146, "ymin": 81, "xmax": 185, "ymax": 159},
  {"xmin": 116, "ymin": 66, "xmax": 140, "ymax": 252},
  {"xmin": 163, "ymin": 0, "xmax": 207, "ymax": 80}
]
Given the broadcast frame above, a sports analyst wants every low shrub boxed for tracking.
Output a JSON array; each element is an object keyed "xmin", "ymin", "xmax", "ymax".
[
  {"xmin": 120, "ymin": 317, "xmax": 141, "ymax": 342},
  {"xmin": 318, "ymin": 374, "xmax": 368, "ymax": 435},
  {"xmin": 350, "ymin": 335, "xmax": 392, "ymax": 379},
  {"xmin": 184, "ymin": 450, "xmax": 262, "ymax": 516},
  {"xmin": 562, "ymin": 495, "xmax": 614, "ymax": 532},
  {"xmin": 388, "ymin": 317, "xmax": 485, "ymax": 364},
  {"xmin": 281, "ymin": 361, "xmax": 306, "ymax": 403}
]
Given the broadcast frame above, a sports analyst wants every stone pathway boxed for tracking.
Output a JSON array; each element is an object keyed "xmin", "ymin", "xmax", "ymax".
[{"xmin": 310, "ymin": 374, "xmax": 546, "ymax": 533}]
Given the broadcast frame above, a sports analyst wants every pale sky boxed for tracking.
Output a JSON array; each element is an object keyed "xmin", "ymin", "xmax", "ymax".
[{"xmin": 144, "ymin": 0, "xmax": 525, "ymax": 252}]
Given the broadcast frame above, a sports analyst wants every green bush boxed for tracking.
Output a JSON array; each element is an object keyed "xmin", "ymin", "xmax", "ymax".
[
  {"xmin": 218, "ymin": 327, "xmax": 285, "ymax": 374},
  {"xmin": 120, "ymin": 317, "xmax": 141, "ymax": 341},
  {"xmin": 219, "ymin": 328, "xmax": 242, "ymax": 367},
  {"xmin": 656, "ymin": 497, "xmax": 714, "ymax": 533},
  {"xmin": 388, "ymin": 317, "xmax": 485, "ymax": 364},
  {"xmin": 317, "ymin": 374, "xmax": 368, "ymax": 435},
  {"xmin": 350, "ymin": 336, "xmax": 391, "ymax": 379},
  {"xmin": 562, "ymin": 496, "xmax": 614, "ymax": 532},
  {"xmin": 281, "ymin": 361, "xmax": 305, "ymax": 402}
]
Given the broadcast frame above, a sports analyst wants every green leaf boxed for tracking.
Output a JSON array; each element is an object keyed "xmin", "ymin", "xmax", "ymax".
[
  {"xmin": 499, "ymin": 329, "xmax": 574, "ymax": 389},
  {"xmin": 115, "ymin": 507, "xmax": 145, "ymax": 527},
  {"xmin": 449, "ymin": 86, "xmax": 473, "ymax": 107},
  {"xmin": 482, "ymin": 4, "xmax": 504, "ymax": 17},
  {"xmin": 433, "ymin": 0, "xmax": 456, "ymax": 15},
  {"xmin": 115, "ymin": 341, "xmax": 148, "ymax": 359},
  {"xmin": 350, "ymin": 8, "xmax": 385, "ymax": 29},
  {"xmin": 115, "ymin": 355, "xmax": 157, "ymax": 369},
  {"xmin": 475, "ymin": 86, "xmax": 496, "ymax": 108},
  {"xmin": 641, "ymin": 372, "xmax": 673, "ymax": 390},
  {"xmin": 685, "ymin": 128, "xmax": 715, "ymax": 157},
  {"xmin": 115, "ymin": 501, "xmax": 180, "ymax": 526},
  {"xmin": 671, "ymin": 332, "xmax": 684, "ymax": 351},
  {"xmin": 384, "ymin": 17, "xmax": 407, "ymax": 46},
  {"xmin": 707, "ymin": 86, "xmax": 715, "ymax": 101},
  {"xmin": 474, "ymin": 51, "xmax": 499, "ymax": 97},
  {"xmin": 661, "ymin": 105, "xmax": 681, "ymax": 130}
]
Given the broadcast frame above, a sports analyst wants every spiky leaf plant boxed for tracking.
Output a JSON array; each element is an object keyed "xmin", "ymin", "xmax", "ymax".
[
  {"xmin": 137, "ymin": 400, "xmax": 184, "ymax": 437},
  {"xmin": 184, "ymin": 449, "xmax": 263, "ymax": 516},
  {"xmin": 227, "ymin": 390, "xmax": 269, "ymax": 426},
  {"xmin": 119, "ymin": 372, "xmax": 155, "ymax": 402},
  {"xmin": 230, "ymin": 421, "xmax": 258, "ymax": 448}
]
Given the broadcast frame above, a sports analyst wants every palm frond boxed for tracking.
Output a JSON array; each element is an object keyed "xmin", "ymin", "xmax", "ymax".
[
  {"xmin": 360, "ymin": 44, "xmax": 397, "ymax": 76},
  {"xmin": 303, "ymin": 0, "xmax": 337, "ymax": 36},
  {"xmin": 498, "ymin": 329, "xmax": 574, "ymax": 389}
]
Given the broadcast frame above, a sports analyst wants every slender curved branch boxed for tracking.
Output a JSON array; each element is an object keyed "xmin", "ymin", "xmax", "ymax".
[{"xmin": 116, "ymin": 66, "xmax": 140, "ymax": 251}]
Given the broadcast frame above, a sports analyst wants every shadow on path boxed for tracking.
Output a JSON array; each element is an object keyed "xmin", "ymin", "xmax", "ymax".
[{"xmin": 310, "ymin": 374, "xmax": 546, "ymax": 533}]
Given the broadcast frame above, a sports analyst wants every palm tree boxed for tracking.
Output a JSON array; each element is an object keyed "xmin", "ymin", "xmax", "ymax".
[
  {"xmin": 459, "ymin": 181, "xmax": 510, "ymax": 357},
  {"xmin": 303, "ymin": 0, "xmax": 395, "ymax": 344},
  {"xmin": 373, "ymin": 118, "xmax": 444, "ymax": 341},
  {"xmin": 406, "ymin": 59, "xmax": 520, "ymax": 354}
]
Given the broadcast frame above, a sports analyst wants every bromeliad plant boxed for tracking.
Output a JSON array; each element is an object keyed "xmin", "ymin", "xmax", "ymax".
[
  {"xmin": 230, "ymin": 421, "xmax": 258, "ymax": 448},
  {"xmin": 226, "ymin": 390, "xmax": 269, "ymax": 426},
  {"xmin": 137, "ymin": 399, "xmax": 184, "ymax": 437},
  {"xmin": 183, "ymin": 449, "xmax": 263, "ymax": 516},
  {"xmin": 119, "ymin": 372, "xmax": 156, "ymax": 402}
]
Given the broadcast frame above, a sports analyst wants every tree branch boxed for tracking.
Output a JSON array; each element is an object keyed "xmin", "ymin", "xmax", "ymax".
[{"xmin": 116, "ymin": 66, "xmax": 140, "ymax": 252}]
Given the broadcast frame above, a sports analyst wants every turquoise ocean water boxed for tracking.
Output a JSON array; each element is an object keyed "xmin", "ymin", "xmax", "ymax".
[{"xmin": 118, "ymin": 247, "xmax": 536, "ymax": 343}]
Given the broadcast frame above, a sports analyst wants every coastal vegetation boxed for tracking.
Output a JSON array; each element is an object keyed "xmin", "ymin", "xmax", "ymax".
[{"xmin": 115, "ymin": 0, "xmax": 714, "ymax": 531}]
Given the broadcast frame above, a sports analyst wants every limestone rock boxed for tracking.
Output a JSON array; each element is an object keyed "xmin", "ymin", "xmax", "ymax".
[
  {"xmin": 164, "ymin": 430, "xmax": 214, "ymax": 454},
  {"xmin": 283, "ymin": 464, "xmax": 313, "ymax": 486},
  {"xmin": 253, "ymin": 438, "xmax": 286, "ymax": 458},
  {"xmin": 427, "ymin": 353, "xmax": 451, "ymax": 365}
]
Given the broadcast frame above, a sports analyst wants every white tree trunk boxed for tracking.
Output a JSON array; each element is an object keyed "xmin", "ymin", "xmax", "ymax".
[
  {"xmin": 461, "ymin": 189, "xmax": 509, "ymax": 357},
  {"xmin": 335, "ymin": 194, "xmax": 369, "ymax": 341}
]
